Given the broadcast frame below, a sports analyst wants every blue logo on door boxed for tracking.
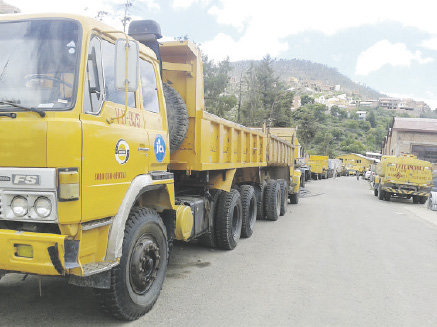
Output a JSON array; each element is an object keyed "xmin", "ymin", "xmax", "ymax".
[{"xmin": 154, "ymin": 135, "xmax": 166, "ymax": 162}]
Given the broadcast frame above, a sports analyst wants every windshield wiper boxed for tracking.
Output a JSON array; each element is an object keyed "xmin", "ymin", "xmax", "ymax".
[{"xmin": 0, "ymin": 100, "xmax": 46, "ymax": 118}]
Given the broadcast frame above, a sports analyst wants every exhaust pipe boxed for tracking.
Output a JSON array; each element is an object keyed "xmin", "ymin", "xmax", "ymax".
[{"xmin": 128, "ymin": 20, "xmax": 163, "ymax": 74}]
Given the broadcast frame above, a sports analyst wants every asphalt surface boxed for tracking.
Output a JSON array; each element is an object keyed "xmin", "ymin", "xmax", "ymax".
[{"xmin": 1, "ymin": 176, "xmax": 437, "ymax": 326}]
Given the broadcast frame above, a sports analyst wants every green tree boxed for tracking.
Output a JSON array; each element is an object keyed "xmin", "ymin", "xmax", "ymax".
[
  {"xmin": 203, "ymin": 55, "xmax": 237, "ymax": 117},
  {"xmin": 301, "ymin": 95, "xmax": 314, "ymax": 105},
  {"xmin": 367, "ymin": 110, "xmax": 376, "ymax": 128}
]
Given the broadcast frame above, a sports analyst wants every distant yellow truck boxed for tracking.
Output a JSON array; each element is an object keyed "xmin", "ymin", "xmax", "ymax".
[
  {"xmin": 373, "ymin": 155, "xmax": 433, "ymax": 203},
  {"xmin": 309, "ymin": 155, "xmax": 329, "ymax": 180}
]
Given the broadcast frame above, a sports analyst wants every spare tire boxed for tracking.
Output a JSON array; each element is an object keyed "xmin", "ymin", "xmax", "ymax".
[{"xmin": 163, "ymin": 83, "xmax": 189, "ymax": 153}]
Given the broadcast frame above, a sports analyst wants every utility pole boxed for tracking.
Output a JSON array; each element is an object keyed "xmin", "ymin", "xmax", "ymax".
[{"xmin": 122, "ymin": 0, "xmax": 133, "ymax": 32}]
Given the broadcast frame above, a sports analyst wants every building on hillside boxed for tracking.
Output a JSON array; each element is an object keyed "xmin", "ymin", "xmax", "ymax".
[
  {"xmin": 379, "ymin": 97, "xmax": 399, "ymax": 110},
  {"xmin": 382, "ymin": 117, "xmax": 437, "ymax": 164},
  {"xmin": 336, "ymin": 153, "xmax": 377, "ymax": 173},
  {"xmin": 365, "ymin": 152, "xmax": 382, "ymax": 160},
  {"xmin": 358, "ymin": 100, "xmax": 378, "ymax": 108},
  {"xmin": 356, "ymin": 111, "xmax": 367, "ymax": 120},
  {"xmin": 0, "ymin": 0, "xmax": 20, "ymax": 13}
]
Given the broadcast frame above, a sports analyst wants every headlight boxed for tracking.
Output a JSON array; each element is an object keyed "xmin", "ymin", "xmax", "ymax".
[
  {"xmin": 34, "ymin": 197, "xmax": 52, "ymax": 218},
  {"xmin": 11, "ymin": 196, "xmax": 28, "ymax": 217}
]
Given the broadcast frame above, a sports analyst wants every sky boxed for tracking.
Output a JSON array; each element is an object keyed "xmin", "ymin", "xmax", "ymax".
[{"xmin": 6, "ymin": 0, "xmax": 437, "ymax": 108}]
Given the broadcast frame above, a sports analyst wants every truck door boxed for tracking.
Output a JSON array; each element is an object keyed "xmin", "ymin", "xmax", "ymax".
[
  {"xmin": 138, "ymin": 58, "xmax": 169, "ymax": 172},
  {"xmin": 80, "ymin": 35, "xmax": 148, "ymax": 222}
]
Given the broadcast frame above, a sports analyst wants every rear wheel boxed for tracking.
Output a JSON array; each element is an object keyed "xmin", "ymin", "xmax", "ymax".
[
  {"xmin": 278, "ymin": 180, "xmax": 288, "ymax": 216},
  {"xmin": 216, "ymin": 189, "xmax": 243, "ymax": 250},
  {"xmin": 95, "ymin": 207, "xmax": 168, "ymax": 321},
  {"xmin": 384, "ymin": 192, "xmax": 391, "ymax": 201},
  {"xmin": 240, "ymin": 185, "xmax": 257, "ymax": 238},
  {"xmin": 419, "ymin": 196, "xmax": 427, "ymax": 204},
  {"xmin": 254, "ymin": 182, "xmax": 266, "ymax": 220},
  {"xmin": 413, "ymin": 195, "xmax": 420, "ymax": 204},
  {"xmin": 264, "ymin": 180, "xmax": 281, "ymax": 221}
]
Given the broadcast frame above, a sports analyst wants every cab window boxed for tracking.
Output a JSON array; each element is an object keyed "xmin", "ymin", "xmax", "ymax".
[
  {"xmin": 140, "ymin": 59, "xmax": 159, "ymax": 113},
  {"xmin": 84, "ymin": 35, "xmax": 104, "ymax": 114},
  {"xmin": 101, "ymin": 39, "xmax": 135, "ymax": 107}
]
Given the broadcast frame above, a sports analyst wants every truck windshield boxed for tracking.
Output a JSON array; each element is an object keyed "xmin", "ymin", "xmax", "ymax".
[{"xmin": 0, "ymin": 19, "xmax": 81, "ymax": 110}]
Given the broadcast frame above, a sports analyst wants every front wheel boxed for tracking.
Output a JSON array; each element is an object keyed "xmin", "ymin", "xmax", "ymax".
[
  {"xmin": 289, "ymin": 193, "xmax": 299, "ymax": 204},
  {"xmin": 377, "ymin": 185, "xmax": 385, "ymax": 201},
  {"xmin": 95, "ymin": 207, "xmax": 168, "ymax": 321}
]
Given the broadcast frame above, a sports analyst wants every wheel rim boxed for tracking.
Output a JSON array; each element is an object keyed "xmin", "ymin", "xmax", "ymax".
[
  {"xmin": 129, "ymin": 234, "xmax": 161, "ymax": 295},
  {"xmin": 231, "ymin": 205, "xmax": 242, "ymax": 240},
  {"xmin": 248, "ymin": 196, "xmax": 256, "ymax": 229},
  {"xmin": 276, "ymin": 188, "xmax": 281, "ymax": 216}
]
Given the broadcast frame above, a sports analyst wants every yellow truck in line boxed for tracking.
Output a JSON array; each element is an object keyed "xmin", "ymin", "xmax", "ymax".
[
  {"xmin": 373, "ymin": 155, "xmax": 433, "ymax": 203},
  {"xmin": 309, "ymin": 155, "xmax": 329, "ymax": 179},
  {"xmin": 263, "ymin": 127, "xmax": 301, "ymax": 203},
  {"xmin": 0, "ymin": 14, "xmax": 298, "ymax": 320}
]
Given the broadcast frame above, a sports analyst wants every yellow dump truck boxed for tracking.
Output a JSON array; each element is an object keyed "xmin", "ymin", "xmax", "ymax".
[
  {"xmin": 373, "ymin": 155, "xmax": 433, "ymax": 203},
  {"xmin": 0, "ymin": 14, "xmax": 297, "ymax": 320},
  {"xmin": 262, "ymin": 127, "xmax": 301, "ymax": 203},
  {"xmin": 309, "ymin": 155, "xmax": 329, "ymax": 179}
]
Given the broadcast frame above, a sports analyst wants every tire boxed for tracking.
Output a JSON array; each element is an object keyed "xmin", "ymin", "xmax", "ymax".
[
  {"xmin": 413, "ymin": 195, "xmax": 419, "ymax": 204},
  {"xmin": 254, "ymin": 181, "xmax": 266, "ymax": 220},
  {"xmin": 419, "ymin": 196, "xmax": 427, "ymax": 204},
  {"xmin": 301, "ymin": 175, "xmax": 305, "ymax": 188},
  {"xmin": 373, "ymin": 188, "xmax": 378, "ymax": 196},
  {"xmin": 264, "ymin": 180, "xmax": 281, "ymax": 221},
  {"xmin": 378, "ymin": 185, "xmax": 384, "ymax": 201},
  {"xmin": 162, "ymin": 83, "xmax": 189, "ymax": 153},
  {"xmin": 289, "ymin": 193, "xmax": 299, "ymax": 204},
  {"xmin": 278, "ymin": 180, "xmax": 287, "ymax": 216},
  {"xmin": 198, "ymin": 190, "xmax": 222, "ymax": 248},
  {"xmin": 240, "ymin": 185, "xmax": 257, "ymax": 238},
  {"xmin": 215, "ymin": 189, "xmax": 243, "ymax": 250},
  {"xmin": 384, "ymin": 192, "xmax": 390, "ymax": 201},
  {"xmin": 95, "ymin": 207, "xmax": 168, "ymax": 321}
]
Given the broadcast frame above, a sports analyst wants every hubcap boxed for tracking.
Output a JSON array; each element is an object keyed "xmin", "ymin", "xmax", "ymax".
[{"xmin": 129, "ymin": 235, "xmax": 160, "ymax": 295}]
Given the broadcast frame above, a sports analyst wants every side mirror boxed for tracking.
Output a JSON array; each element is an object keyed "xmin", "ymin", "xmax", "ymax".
[{"xmin": 115, "ymin": 38, "xmax": 139, "ymax": 92}]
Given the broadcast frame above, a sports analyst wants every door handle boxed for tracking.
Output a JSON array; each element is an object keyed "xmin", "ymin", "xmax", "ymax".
[{"xmin": 138, "ymin": 147, "xmax": 150, "ymax": 152}]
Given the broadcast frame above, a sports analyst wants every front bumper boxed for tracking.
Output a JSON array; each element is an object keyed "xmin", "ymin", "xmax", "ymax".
[{"xmin": 0, "ymin": 229, "xmax": 67, "ymax": 276}]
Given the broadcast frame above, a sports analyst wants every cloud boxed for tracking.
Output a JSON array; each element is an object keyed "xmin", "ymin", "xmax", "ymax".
[
  {"xmin": 355, "ymin": 40, "xmax": 433, "ymax": 75},
  {"xmin": 172, "ymin": 0, "xmax": 210, "ymax": 9},
  {"xmin": 421, "ymin": 37, "xmax": 437, "ymax": 51},
  {"xmin": 201, "ymin": 32, "xmax": 288, "ymax": 61},
  {"xmin": 199, "ymin": 0, "xmax": 437, "ymax": 60}
]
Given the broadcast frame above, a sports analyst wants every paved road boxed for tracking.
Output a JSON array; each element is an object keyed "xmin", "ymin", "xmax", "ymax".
[{"xmin": 1, "ymin": 177, "xmax": 437, "ymax": 326}]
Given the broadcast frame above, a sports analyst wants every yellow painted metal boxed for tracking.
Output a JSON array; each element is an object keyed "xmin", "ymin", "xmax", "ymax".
[
  {"xmin": 376, "ymin": 155, "xmax": 433, "ymax": 187},
  {"xmin": 309, "ymin": 155, "xmax": 329, "ymax": 174},
  {"xmin": 0, "ymin": 230, "xmax": 66, "ymax": 275},
  {"xmin": 336, "ymin": 153, "xmax": 373, "ymax": 174},
  {"xmin": 174, "ymin": 205, "xmax": 194, "ymax": 241},
  {"xmin": 209, "ymin": 169, "xmax": 236, "ymax": 192},
  {"xmin": 292, "ymin": 170, "xmax": 301, "ymax": 193},
  {"xmin": 15, "ymin": 244, "xmax": 34, "ymax": 258}
]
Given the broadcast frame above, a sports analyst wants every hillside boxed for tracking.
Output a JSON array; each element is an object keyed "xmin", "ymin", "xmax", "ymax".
[{"xmin": 230, "ymin": 59, "xmax": 384, "ymax": 100}]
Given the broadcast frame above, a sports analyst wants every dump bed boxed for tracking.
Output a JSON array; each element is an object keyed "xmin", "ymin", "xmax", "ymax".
[
  {"xmin": 309, "ymin": 155, "xmax": 329, "ymax": 174},
  {"xmin": 161, "ymin": 41, "xmax": 293, "ymax": 172}
]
